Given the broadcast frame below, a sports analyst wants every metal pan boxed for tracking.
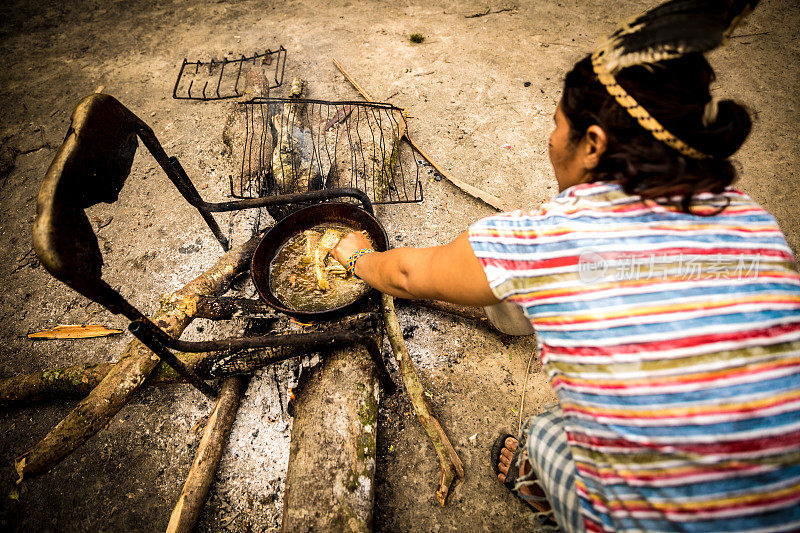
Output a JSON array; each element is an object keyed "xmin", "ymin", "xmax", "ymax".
[{"xmin": 251, "ymin": 202, "xmax": 388, "ymax": 320}]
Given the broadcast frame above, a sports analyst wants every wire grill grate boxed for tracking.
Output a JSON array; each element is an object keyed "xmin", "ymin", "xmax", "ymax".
[
  {"xmin": 228, "ymin": 97, "xmax": 422, "ymax": 208},
  {"xmin": 172, "ymin": 47, "xmax": 287, "ymax": 101}
]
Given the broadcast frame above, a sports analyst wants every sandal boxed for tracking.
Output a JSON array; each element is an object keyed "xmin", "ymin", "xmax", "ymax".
[{"xmin": 491, "ymin": 432, "xmax": 556, "ymax": 518}]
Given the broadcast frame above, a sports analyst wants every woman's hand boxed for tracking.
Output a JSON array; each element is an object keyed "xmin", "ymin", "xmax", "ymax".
[{"xmin": 331, "ymin": 231, "xmax": 373, "ymax": 266}]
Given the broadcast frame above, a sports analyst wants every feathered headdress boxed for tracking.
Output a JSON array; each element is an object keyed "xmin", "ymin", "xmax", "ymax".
[{"xmin": 591, "ymin": 0, "xmax": 759, "ymax": 159}]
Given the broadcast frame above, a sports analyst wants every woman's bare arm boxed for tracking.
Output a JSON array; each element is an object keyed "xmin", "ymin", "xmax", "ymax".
[{"xmin": 331, "ymin": 230, "xmax": 501, "ymax": 307}]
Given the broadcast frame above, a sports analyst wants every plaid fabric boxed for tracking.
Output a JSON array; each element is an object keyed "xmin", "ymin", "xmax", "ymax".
[{"xmin": 517, "ymin": 405, "xmax": 585, "ymax": 533}]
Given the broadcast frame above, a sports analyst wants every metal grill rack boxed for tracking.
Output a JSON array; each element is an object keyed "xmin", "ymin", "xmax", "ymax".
[
  {"xmin": 230, "ymin": 98, "xmax": 423, "ymax": 207},
  {"xmin": 172, "ymin": 47, "xmax": 287, "ymax": 101}
]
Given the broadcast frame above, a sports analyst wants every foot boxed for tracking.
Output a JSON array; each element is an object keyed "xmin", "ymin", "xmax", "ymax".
[{"xmin": 497, "ymin": 436, "xmax": 551, "ymax": 513}]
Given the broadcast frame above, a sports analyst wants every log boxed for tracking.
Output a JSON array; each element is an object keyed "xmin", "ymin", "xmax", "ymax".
[
  {"xmin": 166, "ymin": 376, "xmax": 247, "ymax": 533},
  {"xmin": 0, "ymin": 353, "xmax": 210, "ymax": 407},
  {"xmin": 381, "ymin": 294, "xmax": 463, "ymax": 506},
  {"xmin": 14, "ymin": 234, "xmax": 261, "ymax": 482},
  {"xmin": 281, "ymin": 343, "xmax": 379, "ymax": 532},
  {"xmin": 0, "ymin": 362, "xmax": 115, "ymax": 406}
]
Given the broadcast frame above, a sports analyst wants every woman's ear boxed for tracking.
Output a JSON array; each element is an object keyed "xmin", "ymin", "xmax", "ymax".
[{"xmin": 582, "ymin": 125, "xmax": 608, "ymax": 170}]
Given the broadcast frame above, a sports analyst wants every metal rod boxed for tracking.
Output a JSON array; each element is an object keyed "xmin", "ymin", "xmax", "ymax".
[
  {"xmin": 216, "ymin": 59, "xmax": 225, "ymax": 98},
  {"xmin": 234, "ymin": 54, "xmax": 244, "ymax": 96},
  {"xmin": 274, "ymin": 46, "xmax": 287, "ymax": 89},
  {"xmin": 133, "ymin": 320, "xmax": 395, "ymax": 392},
  {"xmin": 243, "ymin": 97, "xmax": 399, "ymax": 110},
  {"xmin": 172, "ymin": 58, "xmax": 187, "ymax": 99},
  {"xmin": 129, "ymin": 321, "xmax": 219, "ymax": 398},
  {"xmin": 167, "ymin": 157, "xmax": 230, "ymax": 249},
  {"xmin": 199, "ymin": 187, "xmax": 374, "ymax": 214}
]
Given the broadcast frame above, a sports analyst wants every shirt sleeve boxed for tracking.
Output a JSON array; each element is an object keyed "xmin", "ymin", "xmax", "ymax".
[{"xmin": 467, "ymin": 208, "xmax": 550, "ymax": 304}]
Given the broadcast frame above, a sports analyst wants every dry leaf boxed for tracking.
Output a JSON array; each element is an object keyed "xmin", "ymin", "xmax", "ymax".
[{"xmin": 27, "ymin": 324, "xmax": 123, "ymax": 340}]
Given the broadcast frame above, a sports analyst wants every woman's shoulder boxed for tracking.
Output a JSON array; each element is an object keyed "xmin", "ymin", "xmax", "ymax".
[{"xmin": 475, "ymin": 182, "xmax": 655, "ymax": 231}]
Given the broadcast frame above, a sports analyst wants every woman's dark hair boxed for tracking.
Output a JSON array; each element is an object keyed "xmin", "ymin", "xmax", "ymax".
[{"xmin": 561, "ymin": 54, "xmax": 752, "ymax": 214}]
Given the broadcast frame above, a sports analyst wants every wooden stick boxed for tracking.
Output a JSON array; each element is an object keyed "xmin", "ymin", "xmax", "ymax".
[
  {"xmin": 381, "ymin": 294, "xmax": 463, "ymax": 506},
  {"xmin": 14, "ymin": 234, "xmax": 261, "ymax": 483},
  {"xmin": 405, "ymin": 138, "xmax": 519, "ymax": 212},
  {"xmin": 0, "ymin": 362, "xmax": 116, "ymax": 406},
  {"xmin": 331, "ymin": 58, "xmax": 519, "ymax": 212},
  {"xmin": 331, "ymin": 58, "xmax": 375, "ymax": 102},
  {"xmin": 166, "ymin": 376, "xmax": 247, "ymax": 533}
]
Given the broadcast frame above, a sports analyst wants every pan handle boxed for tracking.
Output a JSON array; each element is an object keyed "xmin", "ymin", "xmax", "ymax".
[{"xmin": 178, "ymin": 183, "xmax": 375, "ymax": 216}]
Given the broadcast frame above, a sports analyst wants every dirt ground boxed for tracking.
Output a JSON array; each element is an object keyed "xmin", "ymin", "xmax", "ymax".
[{"xmin": 0, "ymin": 0, "xmax": 797, "ymax": 531}]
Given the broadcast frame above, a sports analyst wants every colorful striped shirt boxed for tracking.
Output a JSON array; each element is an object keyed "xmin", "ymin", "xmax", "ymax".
[{"xmin": 468, "ymin": 182, "xmax": 800, "ymax": 532}]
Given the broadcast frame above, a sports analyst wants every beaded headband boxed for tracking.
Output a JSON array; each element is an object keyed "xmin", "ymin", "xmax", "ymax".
[{"xmin": 590, "ymin": 51, "xmax": 710, "ymax": 160}]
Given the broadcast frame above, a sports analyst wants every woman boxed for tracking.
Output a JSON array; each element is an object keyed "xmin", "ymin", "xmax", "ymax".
[{"xmin": 332, "ymin": 6, "xmax": 800, "ymax": 533}]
